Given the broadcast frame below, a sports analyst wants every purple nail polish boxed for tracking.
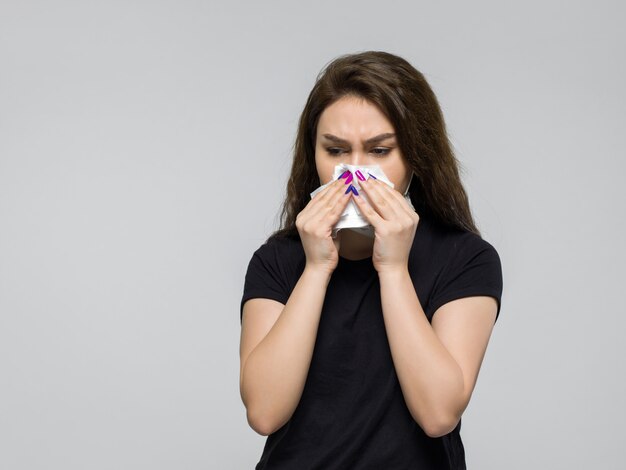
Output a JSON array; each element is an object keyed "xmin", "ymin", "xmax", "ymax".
[
  {"xmin": 367, "ymin": 173, "xmax": 377, "ymax": 180},
  {"xmin": 344, "ymin": 172, "xmax": 353, "ymax": 184},
  {"xmin": 355, "ymin": 170, "xmax": 365, "ymax": 181},
  {"xmin": 345, "ymin": 184, "xmax": 354, "ymax": 194},
  {"xmin": 350, "ymin": 185, "xmax": 359, "ymax": 196}
]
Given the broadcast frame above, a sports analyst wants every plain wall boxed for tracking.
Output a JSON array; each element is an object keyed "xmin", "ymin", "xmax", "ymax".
[{"xmin": 1, "ymin": 1, "xmax": 624, "ymax": 468}]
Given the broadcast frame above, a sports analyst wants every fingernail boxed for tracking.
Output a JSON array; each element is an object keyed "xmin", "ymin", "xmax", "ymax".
[
  {"xmin": 344, "ymin": 172, "xmax": 353, "ymax": 184},
  {"xmin": 337, "ymin": 170, "xmax": 350, "ymax": 180},
  {"xmin": 367, "ymin": 173, "xmax": 377, "ymax": 180},
  {"xmin": 355, "ymin": 170, "xmax": 365, "ymax": 181},
  {"xmin": 350, "ymin": 185, "xmax": 359, "ymax": 196},
  {"xmin": 345, "ymin": 184, "xmax": 355, "ymax": 194}
]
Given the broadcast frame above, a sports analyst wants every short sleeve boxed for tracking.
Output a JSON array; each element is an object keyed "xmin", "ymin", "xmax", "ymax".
[
  {"xmin": 428, "ymin": 236, "xmax": 503, "ymax": 323},
  {"xmin": 240, "ymin": 239, "xmax": 291, "ymax": 325}
]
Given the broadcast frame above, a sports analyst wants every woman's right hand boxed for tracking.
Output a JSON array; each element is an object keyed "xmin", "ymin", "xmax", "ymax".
[{"xmin": 295, "ymin": 173, "xmax": 354, "ymax": 274}]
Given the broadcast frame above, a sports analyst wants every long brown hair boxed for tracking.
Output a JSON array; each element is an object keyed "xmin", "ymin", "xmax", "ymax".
[{"xmin": 268, "ymin": 50, "xmax": 480, "ymax": 242}]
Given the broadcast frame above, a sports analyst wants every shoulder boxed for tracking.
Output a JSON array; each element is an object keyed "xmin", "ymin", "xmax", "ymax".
[
  {"xmin": 416, "ymin": 217, "xmax": 503, "ymax": 320},
  {"xmin": 240, "ymin": 234, "xmax": 305, "ymax": 324},
  {"xmin": 416, "ymin": 216, "xmax": 501, "ymax": 266},
  {"xmin": 247, "ymin": 233, "xmax": 306, "ymax": 279},
  {"xmin": 253, "ymin": 234, "xmax": 304, "ymax": 262}
]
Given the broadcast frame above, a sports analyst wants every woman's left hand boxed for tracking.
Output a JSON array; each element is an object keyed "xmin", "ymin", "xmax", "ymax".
[{"xmin": 351, "ymin": 174, "xmax": 420, "ymax": 274}]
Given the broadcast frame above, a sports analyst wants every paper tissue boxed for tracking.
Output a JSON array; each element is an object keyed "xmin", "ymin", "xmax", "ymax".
[{"xmin": 309, "ymin": 164, "xmax": 415, "ymax": 239}]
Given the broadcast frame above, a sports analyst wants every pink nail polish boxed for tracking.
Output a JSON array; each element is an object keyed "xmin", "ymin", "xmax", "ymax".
[
  {"xmin": 355, "ymin": 170, "xmax": 365, "ymax": 181},
  {"xmin": 344, "ymin": 172, "xmax": 353, "ymax": 184},
  {"xmin": 338, "ymin": 170, "xmax": 350, "ymax": 180}
]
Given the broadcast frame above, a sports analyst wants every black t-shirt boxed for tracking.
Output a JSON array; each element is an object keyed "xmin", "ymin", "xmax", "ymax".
[{"xmin": 240, "ymin": 216, "xmax": 503, "ymax": 470}]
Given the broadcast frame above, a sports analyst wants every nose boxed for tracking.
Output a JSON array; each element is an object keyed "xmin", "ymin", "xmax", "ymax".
[{"xmin": 348, "ymin": 150, "xmax": 367, "ymax": 167}]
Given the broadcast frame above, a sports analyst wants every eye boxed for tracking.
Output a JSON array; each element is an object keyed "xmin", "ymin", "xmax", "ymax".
[
  {"xmin": 326, "ymin": 147, "xmax": 346, "ymax": 156},
  {"xmin": 371, "ymin": 147, "xmax": 391, "ymax": 156}
]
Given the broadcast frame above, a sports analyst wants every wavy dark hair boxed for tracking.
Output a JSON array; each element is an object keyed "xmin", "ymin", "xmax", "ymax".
[{"xmin": 268, "ymin": 50, "xmax": 480, "ymax": 242}]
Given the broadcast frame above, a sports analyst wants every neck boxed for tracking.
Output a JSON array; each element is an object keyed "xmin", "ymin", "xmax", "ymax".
[{"xmin": 337, "ymin": 229, "xmax": 374, "ymax": 260}]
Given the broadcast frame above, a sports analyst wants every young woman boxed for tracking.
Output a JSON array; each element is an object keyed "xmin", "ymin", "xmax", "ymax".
[{"xmin": 239, "ymin": 51, "xmax": 503, "ymax": 470}]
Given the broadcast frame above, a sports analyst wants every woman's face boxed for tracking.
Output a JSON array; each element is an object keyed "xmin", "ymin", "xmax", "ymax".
[{"xmin": 314, "ymin": 95, "xmax": 412, "ymax": 193}]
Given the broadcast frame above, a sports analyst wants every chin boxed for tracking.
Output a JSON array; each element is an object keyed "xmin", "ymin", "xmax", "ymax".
[{"xmin": 342, "ymin": 229, "xmax": 371, "ymax": 240}]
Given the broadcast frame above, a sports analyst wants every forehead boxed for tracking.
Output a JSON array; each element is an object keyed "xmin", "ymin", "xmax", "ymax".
[{"xmin": 317, "ymin": 96, "xmax": 394, "ymax": 136}]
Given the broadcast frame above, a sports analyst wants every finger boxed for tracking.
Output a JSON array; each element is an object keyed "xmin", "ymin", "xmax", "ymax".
[
  {"xmin": 321, "ymin": 173, "xmax": 353, "ymax": 197},
  {"xmin": 308, "ymin": 176, "xmax": 350, "ymax": 212},
  {"xmin": 374, "ymin": 178, "xmax": 418, "ymax": 219},
  {"xmin": 311, "ymin": 176, "xmax": 342, "ymax": 200},
  {"xmin": 357, "ymin": 177, "xmax": 400, "ymax": 221},
  {"xmin": 298, "ymin": 178, "xmax": 343, "ymax": 229},
  {"xmin": 324, "ymin": 178, "xmax": 354, "ymax": 210},
  {"xmin": 299, "ymin": 191, "xmax": 349, "ymax": 239},
  {"xmin": 351, "ymin": 187, "xmax": 385, "ymax": 229},
  {"xmin": 310, "ymin": 180, "xmax": 353, "ymax": 228}
]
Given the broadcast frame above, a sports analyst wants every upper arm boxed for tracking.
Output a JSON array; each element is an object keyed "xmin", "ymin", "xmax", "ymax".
[
  {"xmin": 431, "ymin": 295, "xmax": 498, "ymax": 416},
  {"xmin": 239, "ymin": 298, "xmax": 285, "ymax": 403}
]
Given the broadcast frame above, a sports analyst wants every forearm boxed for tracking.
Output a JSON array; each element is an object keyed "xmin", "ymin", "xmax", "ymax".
[
  {"xmin": 378, "ymin": 268, "xmax": 464, "ymax": 437},
  {"xmin": 242, "ymin": 266, "xmax": 332, "ymax": 435}
]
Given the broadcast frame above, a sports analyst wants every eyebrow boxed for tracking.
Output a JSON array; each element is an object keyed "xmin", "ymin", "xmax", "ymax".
[{"xmin": 321, "ymin": 133, "xmax": 396, "ymax": 145}]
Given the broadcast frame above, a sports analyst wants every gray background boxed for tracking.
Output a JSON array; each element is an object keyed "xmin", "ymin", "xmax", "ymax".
[{"xmin": 1, "ymin": 1, "xmax": 624, "ymax": 468}]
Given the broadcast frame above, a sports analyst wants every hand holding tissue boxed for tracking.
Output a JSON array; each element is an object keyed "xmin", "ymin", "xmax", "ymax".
[{"xmin": 310, "ymin": 164, "xmax": 415, "ymax": 239}]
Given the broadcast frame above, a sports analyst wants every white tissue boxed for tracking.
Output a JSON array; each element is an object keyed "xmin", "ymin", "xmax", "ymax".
[{"xmin": 309, "ymin": 164, "xmax": 415, "ymax": 239}]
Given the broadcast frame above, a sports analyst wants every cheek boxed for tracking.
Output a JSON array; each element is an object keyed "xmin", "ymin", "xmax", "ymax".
[
  {"xmin": 380, "ymin": 165, "xmax": 400, "ymax": 185},
  {"xmin": 322, "ymin": 168, "xmax": 335, "ymax": 184},
  {"xmin": 385, "ymin": 169, "xmax": 409, "ymax": 192},
  {"xmin": 315, "ymin": 155, "xmax": 336, "ymax": 183}
]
